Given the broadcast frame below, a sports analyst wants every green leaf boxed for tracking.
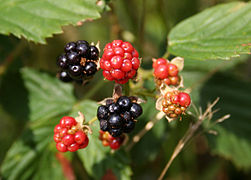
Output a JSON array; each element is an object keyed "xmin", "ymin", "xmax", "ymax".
[
  {"xmin": 168, "ymin": 2, "xmax": 251, "ymax": 60},
  {"xmin": 21, "ymin": 68, "xmax": 76, "ymax": 122},
  {"xmin": 201, "ymin": 73, "xmax": 251, "ymax": 170},
  {"xmin": 1, "ymin": 125, "xmax": 67, "ymax": 180},
  {"xmin": 71, "ymin": 100, "xmax": 132, "ymax": 180},
  {"xmin": 0, "ymin": 0, "xmax": 100, "ymax": 44},
  {"xmin": 1, "ymin": 68, "xmax": 76, "ymax": 179},
  {"xmin": 131, "ymin": 98, "xmax": 166, "ymax": 165}
]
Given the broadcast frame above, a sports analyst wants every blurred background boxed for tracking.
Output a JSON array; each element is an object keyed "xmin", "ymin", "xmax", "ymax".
[{"xmin": 0, "ymin": 0, "xmax": 251, "ymax": 179}]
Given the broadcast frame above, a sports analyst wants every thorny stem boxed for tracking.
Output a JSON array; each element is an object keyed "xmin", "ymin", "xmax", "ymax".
[
  {"xmin": 157, "ymin": 98, "xmax": 230, "ymax": 180},
  {"xmin": 126, "ymin": 112, "xmax": 165, "ymax": 151}
]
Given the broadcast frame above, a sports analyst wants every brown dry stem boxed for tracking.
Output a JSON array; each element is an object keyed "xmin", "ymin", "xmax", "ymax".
[{"xmin": 157, "ymin": 98, "xmax": 230, "ymax": 180}]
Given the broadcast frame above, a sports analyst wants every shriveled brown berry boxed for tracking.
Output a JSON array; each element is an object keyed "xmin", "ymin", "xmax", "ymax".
[
  {"xmin": 169, "ymin": 76, "xmax": 179, "ymax": 85},
  {"xmin": 168, "ymin": 105, "xmax": 176, "ymax": 111},
  {"xmin": 163, "ymin": 107, "xmax": 169, "ymax": 114},
  {"xmin": 162, "ymin": 99, "xmax": 169, "ymax": 107},
  {"xmin": 174, "ymin": 107, "xmax": 182, "ymax": 115},
  {"xmin": 169, "ymin": 113, "xmax": 178, "ymax": 118},
  {"xmin": 181, "ymin": 107, "xmax": 186, "ymax": 111}
]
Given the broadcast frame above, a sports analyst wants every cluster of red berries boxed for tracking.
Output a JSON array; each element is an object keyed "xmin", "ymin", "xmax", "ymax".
[
  {"xmin": 54, "ymin": 116, "xmax": 89, "ymax": 152},
  {"xmin": 100, "ymin": 40, "xmax": 140, "ymax": 84},
  {"xmin": 99, "ymin": 130, "xmax": 125, "ymax": 150},
  {"xmin": 153, "ymin": 58, "xmax": 180, "ymax": 86},
  {"xmin": 162, "ymin": 91, "xmax": 191, "ymax": 118}
]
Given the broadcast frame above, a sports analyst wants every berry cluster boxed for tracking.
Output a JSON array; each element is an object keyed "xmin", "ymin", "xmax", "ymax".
[
  {"xmin": 54, "ymin": 116, "xmax": 89, "ymax": 152},
  {"xmin": 153, "ymin": 58, "xmax": 180, "ymax": 86},
  {"xmin": 162, "ymin": 91, "xmax": 191, "ymax": 118},
  {"xmin": 100, "ymin": 40, "xmax": 140, "ymax": 84},
  {"xmin": 99, "ymin": 130, "xmax": 125, "ymax": 150},
  {"xmin": 57, "ymin": 40, "xmax": 99, "ymax": 83},
  {"xmin": 97, "ymin": 96, "xmax": 143, "ymax": 137}
]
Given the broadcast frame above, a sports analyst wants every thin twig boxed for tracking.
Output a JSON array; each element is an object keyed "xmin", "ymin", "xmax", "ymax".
[
  {"xmin": 157, "ymin": 98, "xmax": 222, "ymax": 180},
  {"xmin": 86, "ymin": 117, "xmax": 98, "ymax": 125},
  {"xmin": 126, "ymin": 112, "xmax": 164, "ymax": 151}
]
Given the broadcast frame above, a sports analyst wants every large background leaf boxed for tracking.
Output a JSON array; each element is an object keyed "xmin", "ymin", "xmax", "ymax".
[
  {"xmin": 168, "ymin": 2, "xmax": 251, "ymax": 60},
  {"xmin": 201, "ymin": 73, "xmax": 251, "ymax": 170},
  {"xmin": 0, "ymin": 0, "xmax": 100, "ymax": 43},
  {"xmin": 0, "ymin": 68, "xmax": 76, "ymax": 179}
]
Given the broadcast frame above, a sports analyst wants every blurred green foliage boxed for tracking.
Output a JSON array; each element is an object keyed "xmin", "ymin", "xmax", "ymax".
[{"xmin": 0, "ymin": 0, "xmax": 251, "ymax": 179}]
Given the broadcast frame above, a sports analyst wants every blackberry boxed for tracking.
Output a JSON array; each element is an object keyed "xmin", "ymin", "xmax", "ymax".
[
  {"xmin": 67, "ymin": 51, "xmax": 80, "ymax": 64},
  {"xmin": 97, "ymin": 96, "xmax": 143, "ymax": 137},
  {"xmin": 117, "ymin": 96, "xmax": 131, "ymax": 110},
  {"xmin": 130, "ymin": 103, "xmax": 143, "ymax": 118},
  {"xmin": 123, "ymin": 120, "xmax": 135, "ymax": 133},
  {"xmin": 76, "ymin": 40, "xmax": 89, "ymax": 46},
  {"xmin": 57, "ymin": 40, "xmax": 100, "ymax": 83},
  {"xmin": 64, "ymin": 42, "xmax": 77, "ymax": 52},
  {"xmin": 109, "ymin": 128, "xmax": 122, "ymax": 137},
  {"xmin": 100, "ymin": 120, "xmax": 109, "ymax": 131},
  {"xmin": 97, "ymin": 105, "xmax": 109, "ymax": 120},
  {"xmin": 108, "ymin": 103, "xmax": 121, "ymax": 114},
  {"xmin": 106, "ymin": 99, "xmax": 114, "ymax": 106},
  {"xmin": 88, "ymin": 45, "xmax": 99, "ymax": 60},
  {"xmin": 121, "ymin": 111, "xmax": 131, "ymax": 122},
  {"xmin": 83, "ymin": 62, "xmax": 97, "ymax": 76},
  {"xmin": 57, "ymin": 54, "xmax": 68, "ymax": 69},
  {"xmin": 108, "ymin": 114, "xmax": 123, "ymax": 128},
  {"xmin": 68, "ymin": 65, "xmax": 83, "ymax": 78},
  {"xmin": 76, "ymin": 43, "xmax": 89, "ymax": 57},
  {"xmin": 59, "ymin": 71, "xmax": 72, "ymax": 82}
]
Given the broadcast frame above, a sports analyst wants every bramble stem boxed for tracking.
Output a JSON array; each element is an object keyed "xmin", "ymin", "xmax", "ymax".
[
  {"xmin": 157, "ymin": 98, "xmax": 228, "ymax": 180},
  {"xmin": 86, "ymin": 116, "xmax": 98, "ymax": 125},
  {"xmin": 124, "ymin": 82, "xmax": 130, "ymax": 96},
  {"xmin": 162, "ymin": 51, "xmax": 170, "ymax": 59}
]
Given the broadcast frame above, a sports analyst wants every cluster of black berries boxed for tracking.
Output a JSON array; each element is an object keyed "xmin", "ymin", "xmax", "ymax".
[
  {"xmin": 57, "ymin": 40, "xmax": 99, "ymax": 83},
  {"xmin": 97, "ymin": 96, "xmax": 143, "ymax": 137}
]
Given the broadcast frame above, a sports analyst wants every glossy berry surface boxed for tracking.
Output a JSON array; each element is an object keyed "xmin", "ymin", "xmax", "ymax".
[
  {"xmin": 64, "ymin": 42, "xmax": 77, "ymax": 52},
  {"xmin": 153, "ymin": 58, "xmax": 180, "ymax": 87},
  {"xmin": 58, "ymin": 71, "xmax": 72, "ymax": 82},
  {"xmin": 100, "ymin": 40, "xmax": 140, "ymax": 84},
  {"xmin": 99, "ymin": 130, "xmax": 125, "ymax": 150},
  {"xmin": 56, "ymin": 40, "xmax": 99, "ymax": 83},
  {"xmin": 88, "ymin": 46, "xmax": 99, "ymax": 60},
  {"xmin": 97, "ymin": 96, "xmax": 142, "ymax": 137},
  {"xmin": 162, "ymin": 91, "xmax": 191, "ymax": 118},
  {"xmin": 54, "ymin": 116, "xmax": 89, "ymax": 152},
  {"xmin": 57, "ymin": 54, "xmax": 68, "ymax": 69}
]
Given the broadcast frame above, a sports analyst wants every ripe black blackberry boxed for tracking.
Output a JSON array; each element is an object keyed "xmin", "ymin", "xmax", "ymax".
[
  {"xmin": 56, "ymin": 40, "xmax": 100, "ymax": 83},
  {"xmin": 97, "ymin": 96, "xmax": 143, "ymax": 137}
]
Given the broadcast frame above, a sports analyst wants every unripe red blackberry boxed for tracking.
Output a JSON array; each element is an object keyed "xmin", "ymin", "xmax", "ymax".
[
  {"xmin": 100, "ymin": 40, "xmax": 141, "ymax": 84},
  {"xmin": 54, "ymin": 116, "xmax": 89, "ymax": 152},
  {"xmin": 99, "ymin": 130, "xmax": 125, "ymax": 150},
  {"xmin": 153, "ymin": 58, "xmax": 181, "ymax": 87}
]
